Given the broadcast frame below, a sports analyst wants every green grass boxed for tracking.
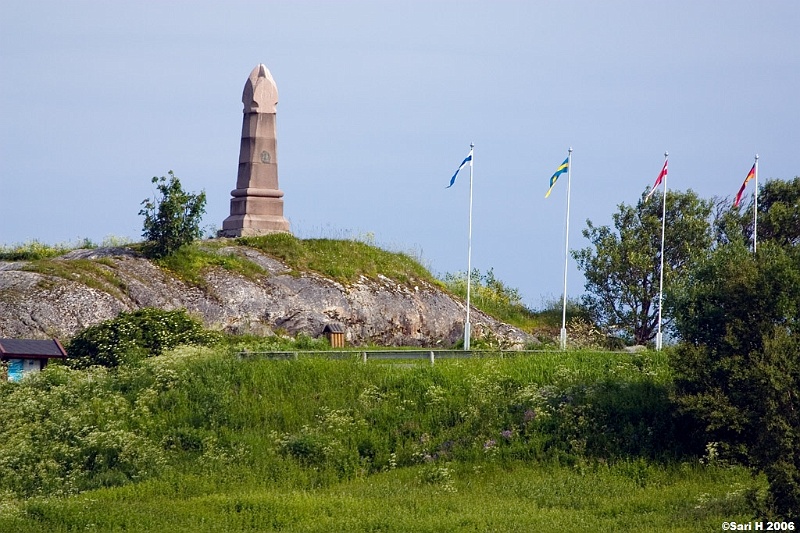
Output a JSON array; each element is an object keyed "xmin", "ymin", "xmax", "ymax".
[
  {"xmin": 0, "ymin": 347, "xmax": 766, "ymax": 530},
  {"xmin": 0, "ymin": 237, "xmax": 134, "ymax": 261},
  {"xmin": 5, "ymin": 235, "xmax": 440, "ymax": 296},
  {"xmin": 22, "ymin": 258, "xmax": 128, "ymax": 298},
  {"xmin": 0, "ymin": 240, "xmax": 83, "ymax": 261},
  {"xmin": 236, "ymin": 234, "xmax": 575, "ymax": 338},
  {"xmin": 0, "ymin": 461, "xmax": 759, "ymax": 532},
  {"xmin": 237, "ymin": 233, "xmax": 438, "ymax": 286},
  {"xmin": 4, "ymin": 239, "xmax": 268, "ymax": 292},
  {"xmin": 153, "ymin": 242, "xmax": 268, "ymax": 287},
  {"xmin": 441, "ymin": 270, "xmax": 592, "ymax": 340}
]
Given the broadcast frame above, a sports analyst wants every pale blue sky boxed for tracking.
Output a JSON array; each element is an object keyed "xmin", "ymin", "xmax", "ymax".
[{"xmin": 2, "ymin": 1, "xmax": 799, "ymax": 307}]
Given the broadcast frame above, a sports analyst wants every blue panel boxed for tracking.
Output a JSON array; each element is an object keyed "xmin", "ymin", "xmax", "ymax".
[{"xmin": 7, "ymin": 359, "xmax": 24, "ymax": 382}]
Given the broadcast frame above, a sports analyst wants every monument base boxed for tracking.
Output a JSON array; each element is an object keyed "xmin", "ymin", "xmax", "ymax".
[
  {"xmin": 218, "ymin": 228, "xmax": 290, "ymax": 238},
  {"xmin": 219, "ymin": 214, "xmax": 290, "ymax": 237}
]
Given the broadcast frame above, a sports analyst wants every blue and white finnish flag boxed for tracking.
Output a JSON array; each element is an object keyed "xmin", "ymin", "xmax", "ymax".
[{"xmin": 447, "ymin": 147, "xmax": 473, "ymax": 188}]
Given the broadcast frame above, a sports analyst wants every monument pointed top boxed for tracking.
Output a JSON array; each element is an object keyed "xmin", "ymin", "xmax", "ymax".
[{"xmin": 242, "ymin": 63, "xmax": 278, "ymax": 113}]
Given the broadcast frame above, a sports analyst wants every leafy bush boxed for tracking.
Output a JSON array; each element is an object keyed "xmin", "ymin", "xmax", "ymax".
[
  {"xmin": 534, "ymin": 296, "xmax": 593, "ymax": 328},
  {"xmin": 66, "ymin": 308, "xmax": 219, "ymax": 368},
  {"xmin": 139, "ymin": 171, "xmax": 206, "ymax": 259},
  {"xmin": 443, "ymin": 268, "xmax": 522, "ymax": 309},
  {"xmin": 564, "ymin": 317, "xmax": 603, "ymax": 349}
]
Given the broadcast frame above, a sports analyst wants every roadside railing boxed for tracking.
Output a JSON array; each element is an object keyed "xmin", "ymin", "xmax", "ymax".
[{"xmin": 236, "ymin": 349, "xmax": 622, "ymax": 364}]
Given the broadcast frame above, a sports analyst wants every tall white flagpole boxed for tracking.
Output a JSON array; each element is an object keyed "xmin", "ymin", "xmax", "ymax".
[
  {"xmin": 560, "ymin": 148, "xmax": 573, "ymax": 351},
  {"xmin": 655, "ymin": 151, "xmax": 668, "ymax": 351},
  {"xmin": 753, "ymin": 154, "xmax": 759, "ymax": 253},
  {"xmin": 464, "ymin": 142, "xmax": 475, "ymax": 350}
]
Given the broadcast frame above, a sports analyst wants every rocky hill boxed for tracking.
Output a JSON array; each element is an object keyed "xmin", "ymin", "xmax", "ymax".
[{"xmin": 0, "ymin": 243, "xmax": 535, "ymax": 348}]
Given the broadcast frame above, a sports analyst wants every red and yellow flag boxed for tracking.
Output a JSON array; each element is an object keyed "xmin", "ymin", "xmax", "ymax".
[{"xmin": 733, "ymin": 164, "xmax": 756, "ymax": 208}]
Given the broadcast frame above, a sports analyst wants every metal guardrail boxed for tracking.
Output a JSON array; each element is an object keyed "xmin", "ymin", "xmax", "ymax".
[{"xmin": 236, "ymin": 349, "xmax": 623, "ymax": 364}]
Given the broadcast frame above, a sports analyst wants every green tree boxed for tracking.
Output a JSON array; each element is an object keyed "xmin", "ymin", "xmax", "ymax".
[
  {"xmin": 757, "ymin": 177, "xmax": 800, "ymax": 246},
  {"xmin": 573, "ymin": 189, "xmax": 713, "ymax": 344},
  {"xmin": 670, "ymin": 241, "xmax": 800, "ymax": 519},
  {"xmin": 139, "ymin": 171, "xmax": 206, "ymax": 259},
  {"xmin": 714, "ymin": 177, "xmax": 800, "ymax": 249}
]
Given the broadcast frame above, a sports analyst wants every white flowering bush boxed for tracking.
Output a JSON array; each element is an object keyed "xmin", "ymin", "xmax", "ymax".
[
  {"xmin": 0, "ymin": 366, "xmax": 166, "ymax": 497},
  {"xmin": 66, "ymin": 308, "xmax": 219, "ymax": 369}
]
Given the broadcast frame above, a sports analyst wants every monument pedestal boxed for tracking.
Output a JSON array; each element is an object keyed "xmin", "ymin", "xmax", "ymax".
[{"xmin": 220, "ymin": 196, "xmax": 290, "ymax": 236}]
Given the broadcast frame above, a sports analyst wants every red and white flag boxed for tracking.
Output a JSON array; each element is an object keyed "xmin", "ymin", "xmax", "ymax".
[{"xmin": 645, "ymin": 158, "xmax": 668, "ymax": 202}]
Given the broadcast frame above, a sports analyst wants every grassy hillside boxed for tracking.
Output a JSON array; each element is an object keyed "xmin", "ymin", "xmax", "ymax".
[{"xmin": 0, "ymin": 347, "xmax": 763, "ymax": 531}]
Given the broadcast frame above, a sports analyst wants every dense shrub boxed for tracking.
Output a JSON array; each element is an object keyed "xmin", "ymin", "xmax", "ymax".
[
  {"xmin": 671, "ymin": 241, "xmax": 800, "ymax": 519},
  {"xmin": 443, "ymin": 268, "xmax": 543, "ymax": 333},
  {"xmin": 139, "ymin": 171, "xmax": 206, "ymax": 259},
  {"xmin": 66, "ymin": 308, "xmax": 219, "ymax": 369}
]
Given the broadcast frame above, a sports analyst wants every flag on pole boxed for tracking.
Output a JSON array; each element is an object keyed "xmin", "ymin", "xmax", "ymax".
[
  {"xmin": 447, "ymin": 148, "xmax": 473, "ymax": 188},
  {"xmin": 645, "ymin": 159, "xmax": 668, "ymax": 201},
  {"xmin": 545, "ymin": 157, "xmax": 570, "ymax": 198},
  {"xmin": 733, "ymin": 163, "xmax": 757, "ymax": 208}
]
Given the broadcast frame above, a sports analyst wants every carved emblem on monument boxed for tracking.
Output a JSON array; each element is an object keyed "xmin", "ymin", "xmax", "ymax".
[{"xmin": 220, "ymin": 64, "xmax": 291, "ymax": 237}]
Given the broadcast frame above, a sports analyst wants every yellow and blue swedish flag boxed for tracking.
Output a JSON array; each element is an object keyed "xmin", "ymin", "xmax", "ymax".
[{"xmin": 545, "ymin": 157, "xmax": 569, "ymax": 198}]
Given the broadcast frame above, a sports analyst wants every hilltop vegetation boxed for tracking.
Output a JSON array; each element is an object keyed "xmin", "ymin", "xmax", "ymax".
[
  {"xmin": 0, "ymin": 234, "xmax": 437, "ymax": 288},
  {"xmin": 238, "ymin": 234, "xmax": 437, "ymax": 286}
]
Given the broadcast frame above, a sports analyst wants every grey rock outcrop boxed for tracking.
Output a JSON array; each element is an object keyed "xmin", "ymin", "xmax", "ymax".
[{"xmin": 0, "ymin": 245, "xmax": 535, "ymax": 349}]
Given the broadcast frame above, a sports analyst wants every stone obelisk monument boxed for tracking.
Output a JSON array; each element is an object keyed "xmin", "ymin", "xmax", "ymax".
[{"xmin": 220, "ymin": 64, "xmax": 291, "ymax": 236}]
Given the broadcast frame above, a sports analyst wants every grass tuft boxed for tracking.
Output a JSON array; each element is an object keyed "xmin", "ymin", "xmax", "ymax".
[{"xmin": 0, "ymin": 241, "xmax": 80, "ymax": 261}]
